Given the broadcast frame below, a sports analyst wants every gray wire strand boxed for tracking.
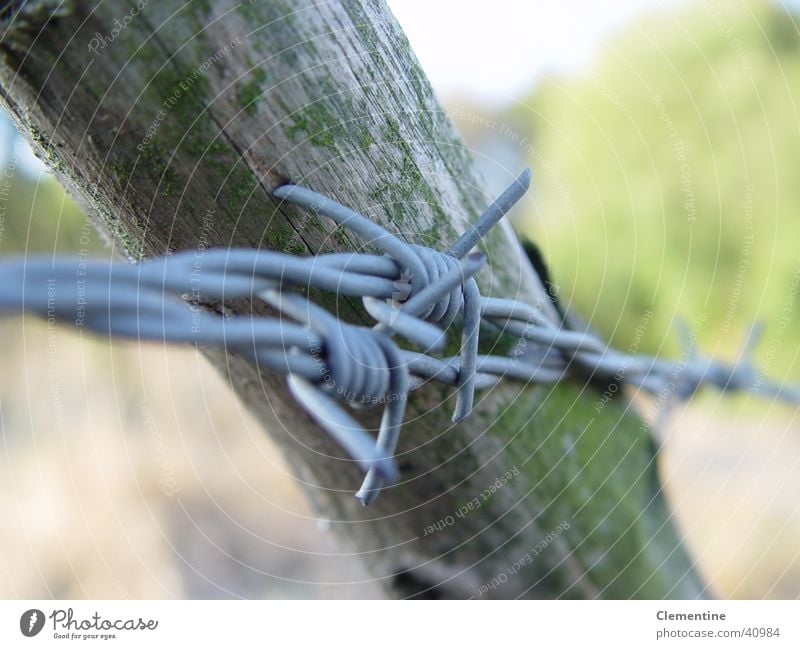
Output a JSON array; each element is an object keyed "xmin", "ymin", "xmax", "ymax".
[
  {"xmin": 2, "ymin": 169, "xmax": 798, "ymax": 505},
  {"xmin": 446, "ymin": 168, "xmax": 532, "ymax": 259}
]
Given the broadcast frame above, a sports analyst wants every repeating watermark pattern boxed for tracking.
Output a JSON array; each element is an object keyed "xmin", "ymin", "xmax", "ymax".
[
  {"xmin": 720, "ymin": 184, "xmax": 754, "ymax": 334},
  {"xmin": 142, "ymin": 404, "xmax": 180, "ymax": 498},
  {"xmin": 449, "ymin": 107, "xmax": 574, "ymax": 210},
  {"xmin": 188, "ymin": 207, "xmax": 217, "ymax": 334},
  {"xmin": 704, "ymin": 0, "xmax": 752, "ymax": 72},
  {"xmin": 752, "ymin": 259, "xmax": 800, "ymax": 394},
  {"xmin": 474, "ymin": 520, "xmax": 571, "ymax": 597},
  {"xmin": 649, "ymin": 312, "xmax": 708, "ymax": 425},
  {"xmin": 596, "ymin": 309, "xmax": 654, "ymax": 412},
  {"xmin": 304, "ymin": 327, "xmax": 411, "ymax": 407},
  {"xmin": 652, "ymin": 94, "xmax": 697, "ymax": 222},
  {"xmin": 422, "ymin": 466, "xmax": 520, "ymax": 536},
  {"xmin": 87, "ymin": 1, "xmax": 149, "ymax": 56},
  {"xmin": 0, "ymin": 136, "xmax": 22, "ymax": 247},
  {"xmin": 74, "ymin": 220, "xmax": 95, "ymax": 328},
  {"xmin": 138, "ymin": 37, "xmax": 243, "ymax": 153},
  {"xmin": 586, "ymin": 71, "xmax": 630, "ymax": 111},
  {"xmin": 509, "ymin": 312, "xmax": 540, "ymax": 366}
]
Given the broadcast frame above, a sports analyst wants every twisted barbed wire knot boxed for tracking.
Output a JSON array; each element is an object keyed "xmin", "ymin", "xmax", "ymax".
[{"xmin": 273, "ymin": 169, "xmax": 533, "ymax": 425}]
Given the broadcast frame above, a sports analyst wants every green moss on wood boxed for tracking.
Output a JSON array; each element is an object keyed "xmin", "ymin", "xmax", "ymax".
[
  {"xmin": 495, "ymin": 382, "xmax": 703, "ymax": 597},
  {"xmin": 237, "ymin": 79, "xmax": 262, "ymax": 115},
  {"xmin": 286, "ymin": 101, "xmax": 347, "ymax": 151}
]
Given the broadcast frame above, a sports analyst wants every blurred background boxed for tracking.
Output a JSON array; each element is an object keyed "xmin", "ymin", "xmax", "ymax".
[{"xmin": 2, "ymin": 0, "xmax": 800, "ymax": 598}]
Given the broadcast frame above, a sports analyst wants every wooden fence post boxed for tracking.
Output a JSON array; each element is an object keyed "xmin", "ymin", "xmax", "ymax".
[{"xmin": 0, "ymin": 0, "xmax": 704, "ymax": 598}]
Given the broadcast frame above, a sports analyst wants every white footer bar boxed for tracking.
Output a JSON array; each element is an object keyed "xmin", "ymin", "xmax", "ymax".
[{"xmin": 1, "ymin": 600, "xmax": 797, "ymax": 647}]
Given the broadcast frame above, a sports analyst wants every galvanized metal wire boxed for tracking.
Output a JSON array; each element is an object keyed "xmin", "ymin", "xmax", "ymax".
[{"xmin": 1, "ymin": 168, "xmax": 797, "ymax": 504}]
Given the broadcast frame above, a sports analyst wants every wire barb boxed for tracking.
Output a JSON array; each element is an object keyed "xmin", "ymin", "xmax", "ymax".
[{"xmin": 2, "ymin": 168, "xmax": 798, "ymax": 505}]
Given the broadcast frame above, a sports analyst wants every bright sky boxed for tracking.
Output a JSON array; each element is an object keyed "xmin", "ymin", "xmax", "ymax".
[{"xmin": 387, "ymin": 0, "xmax": 692, "ymax": 105}]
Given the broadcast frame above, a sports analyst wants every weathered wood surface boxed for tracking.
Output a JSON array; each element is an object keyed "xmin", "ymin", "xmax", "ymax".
[{"xmin": 0, "ymin": 0, "xmax": 705, "ymax": 598}]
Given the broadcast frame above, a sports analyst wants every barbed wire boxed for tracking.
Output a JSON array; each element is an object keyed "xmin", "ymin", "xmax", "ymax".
[{"xmin": 1, "ymin": 169, "xmax": 797, "ymax": 504}]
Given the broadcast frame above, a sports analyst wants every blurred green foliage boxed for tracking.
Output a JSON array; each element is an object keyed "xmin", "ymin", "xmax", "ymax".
[
  {"xmin": 515, "ymin": 0, "xmax": 800, "ymax": 377},
  {"xmin": 0, "ymin": 124, "xmax": 98, "ymax": 255}
]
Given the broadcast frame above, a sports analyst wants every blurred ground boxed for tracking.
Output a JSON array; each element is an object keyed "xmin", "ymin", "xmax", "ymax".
[
  {"xmin": 0, "ymin": 318, "xmax": 382, "ymax": 598},
  {"xmin": 660, "ymin": 399, "xmax": 800, "ymax": 598}
]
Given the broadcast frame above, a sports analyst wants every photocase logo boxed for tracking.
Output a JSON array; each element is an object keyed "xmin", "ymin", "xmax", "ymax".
[{"xmin": 20, "ymin": 609, "xmax": 45, "ymax": 637}]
